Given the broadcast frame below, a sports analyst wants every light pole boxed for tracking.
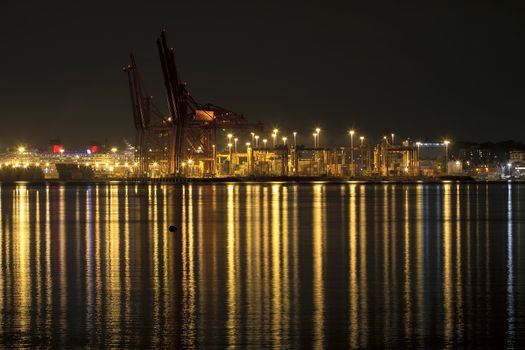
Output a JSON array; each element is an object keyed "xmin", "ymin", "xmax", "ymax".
[
  {"xmin": 212, "ymin": 144, "xmax": 216, "ymax": 174},
  {"xmin": 444, "ymin": 140, "xmax": 450, "ymax": 172},
  {"xmin": 416, "ymin": 141, "xmax": 421, "ymax": 173},
  {"xmin": 360, "ymin": 136, "xmax": 365, "ymax": 172},
  {"xmin": 282, "ymin": 137, "xmax": 287, "ymax": 146},
  {"xmin": 255, "ymin": 135, "xmax": 259, "ymax": 148},
  {"xmin": 246, "ymin": 142, "xmax": 252, "ymax": 175},
  {"xmin": 313, "ymin": 133, "xmax": 318, "ymax": 148},
  {"xmin": 315, "ymin": 128, "xmax": 321, "ymax": 148},
  {"xmin": 263, "ymin": 139, "xmax": 267, "ymax": 148},
  {"xmin": 251, "ymin": 132, "xmax": 255, "ymax": 145},
  {"xmin": 391, "ymin": 133, "xmax": 395, "ymax": 145},
  {"xmin": 293, "ymin": 132, "xmax": 297, "ymax": 147},
  {"xmin": 272, "ymin": 133, "xmax": 277, "ymax": 147},
  {"xmin": 349, "ymin": 130, "xmax": 355, "ymax": 163},
  {"xmin": 234, "ymin": 138, "xmax": 238, "ymax": 153},
  {"xmin": 228, "ymin": 143, "xmax": 233, "ymax": 175},
  {"xmin": 227, "ymin": 133, "xmax": 233, "ymax": 144}
]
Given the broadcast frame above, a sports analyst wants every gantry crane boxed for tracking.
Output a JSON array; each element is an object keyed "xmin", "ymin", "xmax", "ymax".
[{"xmin": 125, "ymin": 30, "xmax": 262, "ymax": 177}]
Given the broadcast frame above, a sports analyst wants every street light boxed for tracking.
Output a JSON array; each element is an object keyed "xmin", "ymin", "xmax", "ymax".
[
  {"xmin": 227, "ymin": 133, "xmax": 233, "ymax": 144},
  {"xmin": 360, "ymin": 136, "xmax": 365, "ymax": 146},
  {"xmin": 251, "ymin": 132, "xmax": 255, "ymax": 144},
  {"xmin": 293, "ymin": 132, "xmax": 297, "ymax": 147},
  {"xmin": 263, "ymin": 139, "xmax": 268, "ymax": 148},
  {"xmin": 315, "ymin": 128, "xmax": 321, "ymax": 147},
  {"xmin": 313, "ymin": 133, "xmax": 318, "ymax": 148},
  {"xmin": 282, "ymin": 136, "xmax": 287, "ymax": 146},
  {"xmin": 18, "ymin": 146, "xmax": 25, "ymax": 153},
  {"xmin": 234, "ymin": 138, "xmax": 238, "ymax": 153},
  {"xmin": 349, "ymin": 130, "xmax": 355, "ymax": 163},
  {"xmin": 391, "ymin": 133, "xmax": 395, "ymax": 145},
  {"xmin": 443, "ymin": 140, "xmax": 450, "ymax": 170},
  {"xmin": 272, "ymin": 133, "xmax": 277, "ymax": 147},
  {"xmin": 255, "ymin": 135, "xmax": 259, "ymax": 148}
]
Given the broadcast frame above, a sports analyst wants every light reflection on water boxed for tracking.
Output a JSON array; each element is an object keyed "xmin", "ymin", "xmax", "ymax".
[{"xmin": 0, "ymin": 183, "xmax": 523, "ymax": 348}]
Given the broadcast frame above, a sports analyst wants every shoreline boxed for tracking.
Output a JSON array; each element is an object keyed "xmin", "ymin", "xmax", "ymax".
[{"xmin": 0, "ymin": 176, "xmax": 522, "ymax": 186}]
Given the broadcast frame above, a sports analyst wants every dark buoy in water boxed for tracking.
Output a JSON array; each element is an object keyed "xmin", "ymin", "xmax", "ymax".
[{"xmin": 168, "ymin": 225, "xmax": 177, "ymax": 232}]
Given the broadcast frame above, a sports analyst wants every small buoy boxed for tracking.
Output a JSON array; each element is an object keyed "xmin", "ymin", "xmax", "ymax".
[{"xmin": 168, "ymin": 225, "xmax": 177, "ymax": 232}]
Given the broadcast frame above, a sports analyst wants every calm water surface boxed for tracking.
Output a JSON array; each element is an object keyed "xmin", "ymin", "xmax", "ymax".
[{"xmin": 0, "ymin": 183, "xmax": 524, "ymax": 348}]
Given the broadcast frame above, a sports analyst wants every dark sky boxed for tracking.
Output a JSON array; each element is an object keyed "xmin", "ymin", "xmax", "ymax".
[{"xmin": 1, "ymin": 0, "xmax": 524, "ymax": 148}]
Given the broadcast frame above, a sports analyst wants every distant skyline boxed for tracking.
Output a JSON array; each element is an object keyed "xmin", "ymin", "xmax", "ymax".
[{"xmin": 1, "ymin": 1, "xmax": 524, "ymax": 147}]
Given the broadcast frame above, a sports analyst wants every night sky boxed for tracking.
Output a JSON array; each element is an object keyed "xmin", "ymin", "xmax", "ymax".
[{"xmin": 1, "ymin": 1, "xmax": 524, "ymax": 148}]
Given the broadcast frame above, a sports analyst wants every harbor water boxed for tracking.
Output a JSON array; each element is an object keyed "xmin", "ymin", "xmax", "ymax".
[{"xmin": 0, "ymin": 182, "xmax": 523, "ymax": 348}]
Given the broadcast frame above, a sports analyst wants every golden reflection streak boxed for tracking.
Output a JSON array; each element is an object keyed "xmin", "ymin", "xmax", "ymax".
[
  {"xmin": 85, "ymin": 187, "xmax": 95, "ymax": 338},
  {"xmin": 245, "ymin": 185, "xmax": 255, "ymax": 345},
  {"xmin": 74, "ymin": 190, "xmax": 80, "ymax": 295},
  {"xmin": 312, "ymin": 184, "xmax": 325, "ymax": 349},
  {"xmin": 262, "ymin": 186, "xmax": 270, "ymax": 339},
  {"xmin": 226, "ymin": 184, "xmax": 238, "ymax": 349},
  {"xmin": 292, "ymin": 186, "xmax": 299, "ymax": 342},
  {"xmin": 474, "ymin": 185, "xmax": 482, "ymax": 328},
  {"xmin": 348, "ymin": 184, "xmax": 358, "ymax": 348},
  {"xmin": 59, "ymin": 186, "xmax": 66, "ymax": 334},
  {"xmin": 15, "ymin": 185, "xmax": 30, "ymax": 332},
  {"xmin": 180, "ymin": 185, "xmax": 195, "ymax": 347},
  {"xmin": 281, "ymin": 185, "xmax": 290, "ymax": 345},
  {"xmin": 403, "ymin": 187, "xmax": 412, "ymax": 340},
  {"xmin": 382, "ymin": 185, "xmax": 391, "ymax": 341},
  {"xmin": 151, "ymin": 185, "xmax": 160, "ymax": 345},
  {"xmin": 485, "ymin": 185, "xmax": 490, "ymax": 318},
  {"xmin": 359, "ymin": 185, "xmax": 368, "ymax": 347},
  {"xmin": 95, "ymin": 185, "xmax": 103, "ymax": 342},
  {"xmin": 253, "ymin": 185, "xmax": 263, "ymax": 345},
  {"xmin": 196, "ymin": 185, "xmax": 204, "ymax": 346},
  {"xmin": 124, "ymin": 185, "xmax": 131, "ymax": 342},
  {"xmin": 2, "ymin": 188, "xmax": 12, "ymax": 328},
  {"xmin": 0, "ymin": 187, "xmax": 3, "ymax": 319},
  {"xmin": 455, "ymin": 185, "xmax": 463, "ymax": 341},
  {"xmin": 507, "ymin": 183, "xmax": 515, "ymax": 346},
  {"xmin": 271, "ymin": 184, "xmax": 282, "ymax": 346},
  {"xmin": 465, "ymin": 185, "xmax": 472, "ymax": 331},
  {"xmin": 34, "ymin": 190, "xmax": 42, "ymax": 333},
  {"xmin": 185, "ymin": 185, "xmax": 196, "ymax": 347},
  {"xmin": 443, "ymin": 183, "xmax": 453, "ymax": 346},
  {"xmin": 415, "ymin": 185, "xmax": 424, "ymax": 344},
  {"xmin": 108, "ymin": 185, "xmax": 121, "ymax": 340},
  {"xmin": 390, "ymin": 186, "xmax": 397, "ymax": 329},
  {"xmin": 45, "ymin": 186, "xmax": 52, "ymax": 337}
]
